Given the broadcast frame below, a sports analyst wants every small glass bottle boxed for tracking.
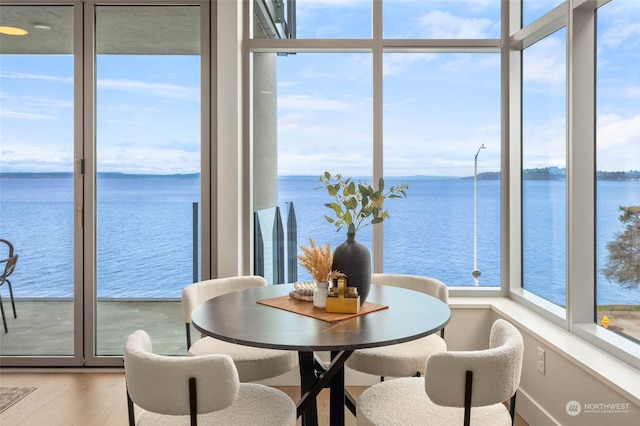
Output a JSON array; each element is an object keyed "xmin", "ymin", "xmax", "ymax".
[{"xmin": 313, "ymin": 281, "xmax": 329, "ymax": 308}]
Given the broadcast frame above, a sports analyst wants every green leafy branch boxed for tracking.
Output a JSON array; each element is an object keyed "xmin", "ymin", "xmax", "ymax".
[{"xmin": 318, "ymin": 171, "xmax": 408, "ymax": 234}]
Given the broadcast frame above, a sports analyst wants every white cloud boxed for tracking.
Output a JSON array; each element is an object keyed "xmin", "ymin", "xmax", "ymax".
[
  {"xmin": 0, "ymin": 109, "xmax": 54, "ymax": 120},
  {"xmin": 278, "ymin": 81, "xmax": 300, "ymax": 88},
  {"xmin": 383, "ymin": 53, "xmax": 436, "ymax": 77},
  {"xmin": 463, "ymin": 0, "xmax": 495, "ymax": 13},
  {"xmin": 441, "ymin": 54, "xmax": 489, "ymax": 73},
  {"xmin": 417, "ymin": 11, "xmax": 493, "ymax": 39},
  {"xmin": 523, "ymin": 36, "xmax": 566, "ymax": 86},
  {"xmin": 600, "ymin": 22, "xmax": 640, "ymax": 49},
  {"xmin": 279, "ymin": 94, "xmax": 353, "ymax": 111},
  {"xmin": 0, "ymin": 144, "xmax": 74, "ymax": 172},
  {"xmin": 0, "ymin": 71, "xmax": 72, "ymax": 83},
  {"xmin": 598, "ymin": 113, "xmax": 640, "ymax": 149},
  {"xmin": 297, "ymin": 0, "xmax": 358, "ymax": 8},
  {"xmin": 279, "ymin": 150, "xmax": 372, "ymax": 177},
  {"xmin": 599, "ymin": 1, "xmax": 640, "ymax": 50},
  {"xmin": 278, "ymin": 103, "xmax": 502, "ymax": 176},
  {"xmin": 0, "ymin": 92, "xmax": 72, "ymax": 121},
  {"xmin": 596, "ymin": 113, "xmax": 640, "ymax": 172},
  {"xmin": 523, "ymin": 0, "xmax": 563, "ymax": 13},
  {"xmin": 96, "ymin": 146, "xmax": 200, "ymax": 174},
  {"xmin": 97, "ymin": 79, "xmax": 199, "ymax": 101}
]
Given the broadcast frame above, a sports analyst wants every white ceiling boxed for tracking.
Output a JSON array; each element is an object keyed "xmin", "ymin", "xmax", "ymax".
[
  {"xmin": 0, "ymin": 5, "xmax": 201, "ymax": 55},
  {"xmin": 0, "ymin": 3, "xmax": 281, "ymax": 55}
]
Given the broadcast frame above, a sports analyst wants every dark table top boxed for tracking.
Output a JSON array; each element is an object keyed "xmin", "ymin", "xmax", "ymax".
[{"xmin": 191, "ymin": 283, "xmax": 451, "ymax": 352}]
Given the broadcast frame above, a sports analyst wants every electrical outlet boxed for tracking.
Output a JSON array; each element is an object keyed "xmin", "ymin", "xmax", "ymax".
[{"xmin": 537, "ymin": 347, "xmax": 545, "ymax": 374}]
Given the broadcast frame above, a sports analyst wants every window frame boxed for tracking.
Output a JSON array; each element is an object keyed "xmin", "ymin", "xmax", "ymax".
[
  {"xmin": 508, "ymin": 0, "xmax": 570, "ymax": 326},
  {"xmin": 509, "ymin": 0, "xmax": 639, "ymax": 369},
  {"xmin": 246, "ymin": 0, "xmax": 503, "ymax": 294},
  {"xmin": 246, "ymin": 0, "xmax": 640, "ymax": 369}
]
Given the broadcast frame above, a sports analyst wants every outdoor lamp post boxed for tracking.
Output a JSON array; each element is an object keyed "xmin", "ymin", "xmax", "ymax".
[{"xmin": 473, "ymin": 143, "xmax": 486, "ymax": 285}]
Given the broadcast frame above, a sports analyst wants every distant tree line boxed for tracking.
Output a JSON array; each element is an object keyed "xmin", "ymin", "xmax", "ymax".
[
  {"xmin": 523, "ymin": 166, "xmax": 565, "ymax": 180},
  {"xmin": 473, "ymin": 168, "xmax": 640, "ymax": 181},
  {"xmin": 597, "ymin": 170, "xmax": 640, "ymax": 181}
]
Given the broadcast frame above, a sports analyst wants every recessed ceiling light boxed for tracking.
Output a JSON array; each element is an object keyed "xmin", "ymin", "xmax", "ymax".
[
  {"xmin": 0, "ymin": 26, "xmax": 29, "ymax": 36},
  {"xmin": 34, "ymin": 24, "xmax": 52, "ymax": 31}
]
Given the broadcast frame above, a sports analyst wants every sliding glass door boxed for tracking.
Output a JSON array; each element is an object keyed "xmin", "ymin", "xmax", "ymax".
[{"xmin": 0, "ymin": 2, "xmax": 205, "ymax": 365}]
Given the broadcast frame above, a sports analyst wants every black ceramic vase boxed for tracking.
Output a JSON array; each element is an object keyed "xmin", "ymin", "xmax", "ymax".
[{"xmin": 331, "ymin": 233, "xmax": 371, "ymax": 305}]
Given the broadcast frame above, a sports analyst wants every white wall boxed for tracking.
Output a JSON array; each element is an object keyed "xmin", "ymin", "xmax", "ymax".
[{"xmin": 448, "ymin": 300, "xmax": 640, "ymax": 426}]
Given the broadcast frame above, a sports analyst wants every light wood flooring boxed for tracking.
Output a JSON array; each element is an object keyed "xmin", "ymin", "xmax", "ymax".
[{"xmin": 0, "ymin": 371, "xmax": 528, "ymax": 425}]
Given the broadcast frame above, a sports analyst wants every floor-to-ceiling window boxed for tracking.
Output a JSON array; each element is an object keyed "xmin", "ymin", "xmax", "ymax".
[
  {"xmin": 251, "ymin": 0, "xmax": 502, "ymax": 288},
  {"xmin": 250, "ymin": 0, "xmax": 639, "ymax": 370},
  {"xmin": 0, "ymin": 1, "xmax": 206, "ymax": 366},
  {"xmin": 513, "ymin": 0, "xmax": 639, "ymax": 368}
]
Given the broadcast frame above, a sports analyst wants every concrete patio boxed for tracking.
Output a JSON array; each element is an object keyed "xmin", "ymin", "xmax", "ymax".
[{"xmin": 0, "ymin": 300, "xmax": 188, "ymax": 357}]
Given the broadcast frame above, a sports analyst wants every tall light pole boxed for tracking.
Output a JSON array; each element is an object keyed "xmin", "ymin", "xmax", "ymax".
[{"xmin": 472, "ymin": 143, "xmax": 486, "ymax": 285}]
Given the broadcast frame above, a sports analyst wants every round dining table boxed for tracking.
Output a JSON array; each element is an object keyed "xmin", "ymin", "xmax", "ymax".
[{"xmin": 191, "ymin": 283, "xmax": 451, "ymax": 426}]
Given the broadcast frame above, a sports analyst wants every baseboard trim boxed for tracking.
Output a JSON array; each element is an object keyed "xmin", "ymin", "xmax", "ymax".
[{"xmin": 517, "ymin": 387, "xmax": 560, "ymax": 426}]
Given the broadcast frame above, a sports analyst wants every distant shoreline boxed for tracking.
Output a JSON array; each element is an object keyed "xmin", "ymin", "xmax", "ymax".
[{"xmin": 1, "ymin": 168, "xmax": 639, "ymax": 181}]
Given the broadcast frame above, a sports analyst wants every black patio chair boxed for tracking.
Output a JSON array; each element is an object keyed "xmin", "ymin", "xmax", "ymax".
[{"xmin": 0, "ymin": 239, "xmax": 19, "ymax": 333}]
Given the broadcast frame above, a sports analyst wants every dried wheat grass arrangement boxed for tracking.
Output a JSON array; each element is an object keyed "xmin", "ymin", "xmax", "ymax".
[{"xmin": 297, "ymin": 238, "xmax": 344, "ymax": 283}]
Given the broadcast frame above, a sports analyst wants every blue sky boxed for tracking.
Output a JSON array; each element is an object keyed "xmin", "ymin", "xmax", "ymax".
[{"xmin": 0, "ymin": 0, "xmax": 638, "ymax": 176}]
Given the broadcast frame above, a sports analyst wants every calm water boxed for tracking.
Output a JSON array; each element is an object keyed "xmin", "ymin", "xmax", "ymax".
[{"xmin": 0, "ymin": 174, "xmax": 638, "ymax": 305}]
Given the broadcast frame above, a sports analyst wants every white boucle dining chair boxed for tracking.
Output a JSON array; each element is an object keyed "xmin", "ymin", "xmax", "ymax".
[
  {"xmin": 182, "ymin": 275, "xmax": 298, "ymax": 382},
  {"xmin": 356, "ymin": 319, "xmax": 524, "ymax": 426},
  {"xmin": 346, "ymin": 273, "xmax": 448, "ymax": 379},
  {"xmin": 124, "ymin": 330, "xmax": 297, "ymax": 426}
]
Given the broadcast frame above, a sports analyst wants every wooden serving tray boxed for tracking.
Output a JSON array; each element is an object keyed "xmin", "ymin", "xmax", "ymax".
[{"xmin": 257, "ymin": 295, "xmax": 388, "ymax": 323}]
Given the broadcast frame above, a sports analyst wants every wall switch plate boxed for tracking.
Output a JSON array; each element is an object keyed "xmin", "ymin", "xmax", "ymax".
[{"xmin": 537, "ymin": 347, "xmax": 545, "ymax": 374}]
